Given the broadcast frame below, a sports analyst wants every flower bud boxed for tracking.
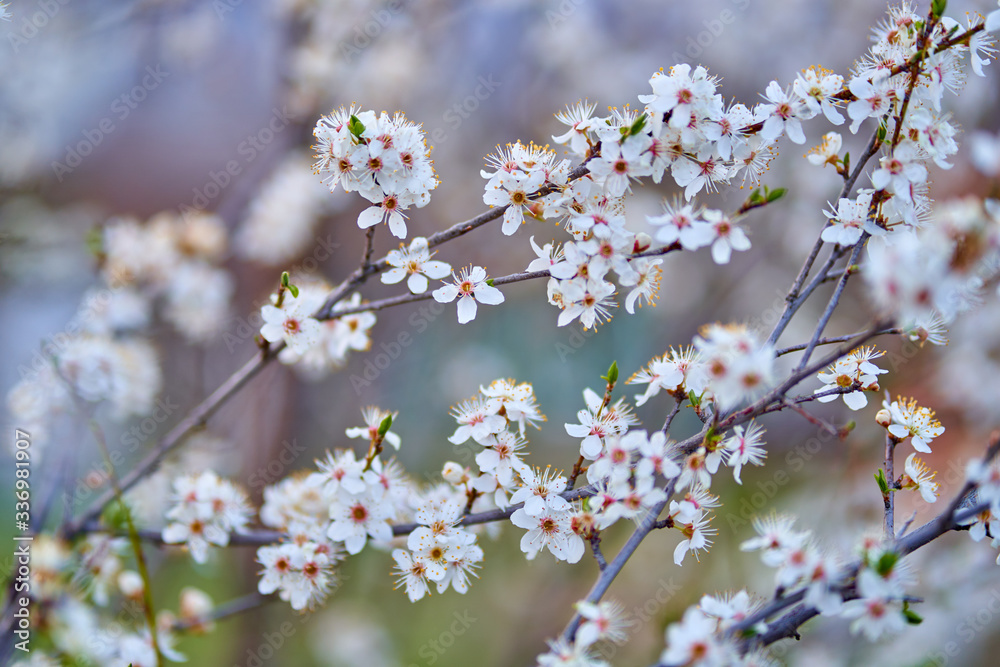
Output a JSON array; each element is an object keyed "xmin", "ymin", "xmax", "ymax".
[
  {"xmin": 118, "ymin": 570, "xmax": 144, "ymax": 599},
  {"xmin": 570, "ymin": 511, "xmax": 596, "ymax": 536},
  {"xmin": 180, "ymin": 586, "xmax": 214, "ymax": 621},
  {"xmin": 441, "ymin": 461, "xmax": 468, "ymax": 484},
  {"xmin": 876, "ymin": 408, "xmax": 892, "ymax": 428},
  {"xmin": 633, "ymin": 233, "xmax": 652, "ymax": 253}
]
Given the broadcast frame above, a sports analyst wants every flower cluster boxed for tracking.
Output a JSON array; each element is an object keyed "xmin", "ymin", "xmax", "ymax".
[
  {"xmin": 7, "ymin": 333, "xmax": 161, "ymax": 454},
  {"xmin": 236, "ymin": 152, "xmax": 334, "ymax": 266},
  {"xmin": 4, "ymin": 212, "xmax": 238, "ymax": 453},
  {"xmin": 313, "ymin": 106, "xmax": 437, "ymax": 239},
  {"xmin": 863, "ymin": 198, "xmax": 1000, "ymax": 326},
  {"xmin": 391, "ymin": 496, "xmax": 483, "ymax": 602},
  {"xmin": 10, "ymin": 532, "xmax": 203, "ymax": 666},
  {"xmin": 628, "ymin": 346, "xmax": 708, "ymax": 407},
  {"xmin": 631, "ymin": 324, "xmax": 779, "ymax": 418},
  {"xmin": 878, "ymin": 396, "xmax": 946, "ymax": 452},
  {"xmin": 647, "ymin": 198, "xmax": 751, "ymax": 265},
  {"xmin": 259, "ymin": 280, "xmax": 377, "ymax": 377},
  {"xmin": 841, "ymin": 542, "xmax": 915, "ymax": 641},
  {"xmin": 741, "ymin": 515, "xmax": 845, "ymax": 616},
  {"xmin": 961, "ymin": 459, "xmax": 1000, "ymax": 562},
  {"xmin": 535, "ymin": 599, "xmax": 631, "ymax": 666},
  {"xmin": 814, "ymin": 345, "xmax": 888, "ymax": 410},
  {"xmin": 661, "ymin": 518, "xmax": 920, "ymax": 658},
  {"xmin": 630, "ymin": 324, "xmax": 777, "ymax": 418},
  {"xmin": 660, "ymin": 592, "xmax": 772, "ymax": 666},
  {"xmin": 693, "ymin": 323, "xmax": 776, "ymax": 410},
  {"xmin": 101, "ymin": 211, "xmax": 233, "ymax": 342},
  {"xmin": 257, "ymin": 524, "xmax": 342, "ymax": 611},
  {"xmin": 161, "ymin": 470, "xmax": 252, "ymax": 564},
  {"xmin": 482, "ymin": 141, "xmax": 570, "ymax": 235}
]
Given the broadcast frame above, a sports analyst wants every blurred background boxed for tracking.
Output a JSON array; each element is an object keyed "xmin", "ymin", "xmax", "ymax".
[{"xmin": 3, "ymin": 0, "xmax": 1000, "ymax": 665}]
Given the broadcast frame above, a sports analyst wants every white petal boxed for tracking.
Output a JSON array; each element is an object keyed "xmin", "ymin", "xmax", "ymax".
[
  {"xmin": 456, "ymin": 296, "xmax": 478, "ymax": 323},
  {"xmin": 843, "ymin": 391, "xmax": 868, "ymax": 411},
  {"xmin": 474, "ymin": 285, "xmax": 505, "ymax": 305},
  {"xmin": 357, "ymin": 206, "xmax": 384, "ymax": 229},
  {"xmin": 433, "ymin": 284, "xmax": 459, "ymax": 303},
  {"xmin": 406, "ymin": 273, "xmax": 429, "ymax": 294}
]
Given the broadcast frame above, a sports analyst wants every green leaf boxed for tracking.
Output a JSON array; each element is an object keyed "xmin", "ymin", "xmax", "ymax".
[
  {"xmin": 604, "ymin": 361, "xmax": 619, "ymax": 386},
  {"xmin": 688, "ymin": 389, "xmax": 700, "ymax": 407},
  {"xmin": 902, "ymin": 601, "xmax": 924, "ymax": 625},
  {"xmin": 931, "ymin": 0, "xmax": 946, "ymax": 19},
  {"xmin": 378, "ymin": 414, "xmax": 393, "ymax": 437},
  {"xmin": 85, "ymin": 227, "xmax": 104, "ymax": 256},
  {"xmin": 874, "ymin": 468, "xmax": 889, "ymax": 495},
  {"xmin": 288, "ymin": 284, "xmax": 299, "ymax": 298},
  {"xmin": 281, "ymin": 271, "xmax": 290, "ymax": 287},
  {"xmin": 766, "ymin": 187, "xmax": 787, "ymax": 203},
  {"xmin": 348, "ymin": 114, "xmax": 366, "ymax": 138},
  {"xmin": 876, "ymin": 122, "xmax": 888, "ymax": 144},
  {"xmin": 626, "ymin": 114, "xmax": 647, "ymax": 137},
  {"xmin": 875, "ymin": 550, "xmax": 898, "ymax": 577},
  {"xmin": 486, "ymin": 278, "xmax": 495, "ymax": 287},
  {"xmin": 748, "ymin": 188, "xmax": 764, "ymax": 204}
]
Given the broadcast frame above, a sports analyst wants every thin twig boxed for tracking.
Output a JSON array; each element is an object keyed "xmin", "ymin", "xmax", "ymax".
[
  {"xmin": 589, "ymin": 535, "xmax": 608, "ymax": 571},
  {"xmin": 70, "ymin": 399, "xmax": 163, "ymax": 666},
  {"xmin": 714, "ymin": 433, "xmax": 1000, "ymax": 656},
  {"xmin": 661, "ymin": 396, "xmax": 685, "ymax": 434},
  {"xmin": 90, "ymin": 486, "xmax": 601, "ymax": 547},
  {"xmin": 795, "ymin": 235, "xmax": 868, "ymax": 372},
  {"xmin": 783, "ymin": 400, "xmax": 840, "ymax": 438},
  {"xmin": 884, "ymin": 433, "xmax": 898, "ymax": 539},
  {"xmin": 561, "ymin": 478, "xmax": 681, "ymax": 642},
  {"xmin": 766, "ymin": 127, "xmax": 882, "ymax": 347},
  {"xmin": 172, "ymin": 593, "xmax": 273, "ymax": 633},
  {"xmin": 775, "ymin": 328, "xmax": 901, "ymax": 357}
]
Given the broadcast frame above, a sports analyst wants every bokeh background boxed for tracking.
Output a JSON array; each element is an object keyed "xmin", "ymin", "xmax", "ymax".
[{"xmin": 3, "ymin": 0, "xmax": 1000, "ymax": 665}]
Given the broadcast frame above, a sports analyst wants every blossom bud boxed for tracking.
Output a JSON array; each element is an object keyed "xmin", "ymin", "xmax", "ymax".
[
  {"xmin": 180, "ymin": 586, "xmax": 214, "ymax": 621},
  {"xmin": 441, "ymin": 461, "xmax": 468, "ymax": 484},
  {"xmin": 118, "ymin": 570, "xmax": 144, "ymax": 599},
  {"xmin": 179, "ymin": 586, "xmax": 215, "ymax": 632},
  {"xmin": 633, "ymin": 232, "xmax": 652, "ymax": 253},
  {"xmin": 570, "ymin": 511, "xmax": 596, "ymax": 536},
  {"xmin": 876, "ymin": 408, "xmax": 892, "ymax": 428}
]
